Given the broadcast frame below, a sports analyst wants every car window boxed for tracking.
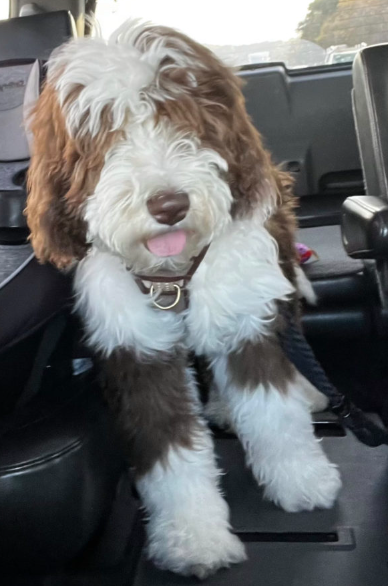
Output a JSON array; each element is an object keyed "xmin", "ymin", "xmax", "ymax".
[{"xmin": 96, "ymin": 0, "xmax": 388, "ymax": 69}]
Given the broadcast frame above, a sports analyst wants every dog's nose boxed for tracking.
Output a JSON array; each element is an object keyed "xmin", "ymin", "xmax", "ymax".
[{"xmin": 147, "ymin": 191, "xmax": 190, "ymax": 226}]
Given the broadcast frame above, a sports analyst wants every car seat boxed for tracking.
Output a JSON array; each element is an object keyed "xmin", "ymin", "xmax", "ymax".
[{"xmin": 0, "ymin": 11, "xmax": 135, "ymax": 572}]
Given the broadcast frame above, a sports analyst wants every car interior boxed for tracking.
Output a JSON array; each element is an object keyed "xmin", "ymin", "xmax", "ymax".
[{"xmin": 1, "ymin": 1, "xmax": 388, "ymax": 584}]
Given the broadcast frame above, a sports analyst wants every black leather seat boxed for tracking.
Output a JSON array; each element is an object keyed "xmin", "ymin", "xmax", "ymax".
[
  {"xmin": 296, "ymin": 48, "xmax": 383, "ymax": 339},
  {"xmin": 0, "ymin": 12, "xmax": 132, "ymax": 572},
  {"xmin": 298, "ymin": 224, "xmax": 375, "ymax": 339},
  {"xmin": 0, "ymin": 371, "xmax": 125, "ymax": 571}
]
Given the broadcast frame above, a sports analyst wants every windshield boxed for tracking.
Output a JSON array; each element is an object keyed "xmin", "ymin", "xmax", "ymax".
[{"xmin": 96, "ymin": 0, "xmax": 388, "ymax": 69}]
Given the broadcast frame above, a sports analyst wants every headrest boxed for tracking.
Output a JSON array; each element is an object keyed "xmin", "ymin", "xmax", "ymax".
[
  {"xmin": 0, "ymin": 11, "xmax": 77, "ymax": 61},
  {"xmin": 0, "ymin": 59, "xmax": 43, "ymax": 231},
  {"xmin": 0, "ymin": 59, "xmax": 42, "ymax": 162},
  {"xmin": 0, "ymin": 10, "xmax": 76, "ymax": 235}
]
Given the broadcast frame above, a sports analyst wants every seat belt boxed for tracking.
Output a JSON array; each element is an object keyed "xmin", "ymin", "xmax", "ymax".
[{"xmin": 280, "ymin": 308, "xmax": 388, "ymax": 448}]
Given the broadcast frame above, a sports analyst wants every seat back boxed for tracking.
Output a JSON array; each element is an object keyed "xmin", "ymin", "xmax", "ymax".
[
  {"xmin": 342, "ymin": 44, "xmax": 388, "ymax": 307},
  {"xmin": 0, "ymin": 12, "xmax": 76, "ymax": 393},
  {"xmin": 352, "ymin": 44, "xmax": 388, "ymax": 199}
]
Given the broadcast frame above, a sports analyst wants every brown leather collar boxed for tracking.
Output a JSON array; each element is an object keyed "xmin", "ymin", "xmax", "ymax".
[{"xmin": 133, "ymin": 245, "xmax": 209, "ymax": 313}]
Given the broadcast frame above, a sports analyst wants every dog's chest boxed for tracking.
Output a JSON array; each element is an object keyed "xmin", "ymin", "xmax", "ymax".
[
  {"xmin": 74, "ymin": 220, "xmax": 293, "ymax": 359},
  {"xmin": 183, "ymin": 222, "xmax": 294, "ymax": 356}
]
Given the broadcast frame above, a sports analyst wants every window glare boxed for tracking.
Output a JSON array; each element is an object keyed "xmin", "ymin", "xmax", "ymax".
[{"xmin": 95, "ymin": 0, "xmax": 388, "ymax": 69}]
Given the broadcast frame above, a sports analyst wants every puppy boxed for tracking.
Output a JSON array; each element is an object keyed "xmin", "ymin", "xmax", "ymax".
[{"xmin": 26, "ymin": 20, "xmax": 340, "ymax": 579}]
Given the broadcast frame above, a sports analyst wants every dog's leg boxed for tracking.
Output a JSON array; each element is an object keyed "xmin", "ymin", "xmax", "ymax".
[
  {"xmin": 204, "ymin": 372, "xmax": 327, "ymax": 426},
  {"xmin": 206, "ymin": 373, "xmax": 328, "ymax": 418},
  {"xmin": 211, "ymin": 338, "xmax": 342, "ymax": 513},
  {"xmin": 204, "ymin": 383, "xmax": 234, "ymax": 431},
  {"xmin": 103, "ymin": 350, "xmax": 246, "ymax": 579},
  {"xmin": 294, "ymin": 265, "xmax": 317, "ymax": 305}
]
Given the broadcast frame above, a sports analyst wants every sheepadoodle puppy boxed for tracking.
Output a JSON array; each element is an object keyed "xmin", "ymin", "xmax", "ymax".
[{"xmin": 26, "ymin": 20, "xmax": 341, "ymax": 579}]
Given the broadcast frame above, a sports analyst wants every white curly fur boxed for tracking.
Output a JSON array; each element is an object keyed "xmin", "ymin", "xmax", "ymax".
[{"xmin": 48, "ymin": 19, "xmax": 201, "ymax": 137}]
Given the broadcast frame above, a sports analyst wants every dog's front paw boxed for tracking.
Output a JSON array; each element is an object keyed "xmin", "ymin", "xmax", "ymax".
[
  {"xmin": 147, "ymin": 520, "xmax": 246, "ymax": 578},
  {"xmin": 183, "ymin": 533, "xmax": 246, "ymax": 580},
  {"xmin": 264, "ymin": 455, "xmax": 342, "ymax": 513}
]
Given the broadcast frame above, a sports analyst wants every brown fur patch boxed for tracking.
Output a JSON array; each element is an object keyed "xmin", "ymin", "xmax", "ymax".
[
  {"xmin": 101, "ymin": 348, "xmax": 203, "ymax": 476},
  {"xmin": 26, "ymin": 82, "xmax": 122, "ymax": 268},
  {"xmin": 227, "ymin": 335, "xmax": 295, "ymax": 393},
  {"xmin": 265, "ymin": 173, "xmax": 298, "ymax": 279}
]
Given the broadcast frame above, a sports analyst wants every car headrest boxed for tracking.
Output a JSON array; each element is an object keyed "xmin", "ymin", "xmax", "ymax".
[
  {"xmin": 353, "ymin": 44, "xmax": 388, "ymax": 199},
  {"xmin": 0, "ymin": 59, "xmax": 42, "ymax": 232},
  {"xmin": 0, "ymin": 10, "xmax": 77, "ymax": 61},
  {"xmin": 0, "ymin": 11, "xmax": 76, "ymax": 237},
  {"xmin": 0, "ymin": 59, "xmax": 42, "ymax": 162}
]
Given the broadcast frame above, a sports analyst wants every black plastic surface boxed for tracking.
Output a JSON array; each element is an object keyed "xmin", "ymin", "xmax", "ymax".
[
  {"xmin": 342, "ymin": 195, "xmax": 388, "ymax": 259},
  {"xmin": 302, "ymin": 307, "xmax": 371, "ymax": 339},
  {"xmin": 298, "ymin": 193, "xmax": 347, "ymax": 227},
  {"xmin": 309, "ymin": 274, "xmax": 371, "ymax": 305},
  {"xmin": 0, "ymin": 191, "xmax": 27, "ymax": 228},
  {"xmin": 242, "ymin": 65, "xmax": 361, "ymax": 199},
  {"xmin": 134, "ymin": 425, "xmax": 388, "ymax": 586}
]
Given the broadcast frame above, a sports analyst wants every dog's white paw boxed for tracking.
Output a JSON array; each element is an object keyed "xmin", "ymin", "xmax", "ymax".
[
  {"xmin": 295, "ymin": 265, "xmax": 318, "ymax": 306},
  {"xmin": 264, "ymin": 456, "xmax": 342, "ymax": 513},
  {"xmin": 148, "ymin": 521, "xmax": 246, "ymax": 578}
]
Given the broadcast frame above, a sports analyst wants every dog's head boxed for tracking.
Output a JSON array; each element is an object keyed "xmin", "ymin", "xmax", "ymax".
[{"xmin": 27, "ymin": 20, "xmax": 277, "ymax": 272}]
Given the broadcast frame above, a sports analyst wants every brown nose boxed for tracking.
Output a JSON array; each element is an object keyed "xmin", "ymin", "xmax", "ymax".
[{"xmin": 147, "ymin": 191, "xmax": 190, "ymax": 226}]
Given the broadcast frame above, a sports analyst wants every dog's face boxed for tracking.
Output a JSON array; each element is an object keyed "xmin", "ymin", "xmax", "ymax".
[
  {"xmin": 83, "ymin": 117, "xmax": 232, "ymax": 273},
  {"xmin": 27, "ymin": 21, "xmax": 277, "ymax": 271}
]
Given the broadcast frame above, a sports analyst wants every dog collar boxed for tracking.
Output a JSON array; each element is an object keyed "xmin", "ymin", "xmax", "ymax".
[{"xmin": 132, "ymin": 245, "xmax": 209, "ymax": 313}]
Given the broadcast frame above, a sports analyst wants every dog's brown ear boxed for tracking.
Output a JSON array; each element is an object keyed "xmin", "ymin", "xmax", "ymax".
[
  {"xmin": 222, "ymin": 89, "xmax": 278, "ymax": 218},
  {"xmin": 26, "ymin": 82, "xmax": 88, "ymax": 269}
]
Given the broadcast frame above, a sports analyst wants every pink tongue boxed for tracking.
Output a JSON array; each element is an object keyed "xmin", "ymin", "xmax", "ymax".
[{"xmin": 147, "ymin": 230, "xmax": 187, "ymax": 257}]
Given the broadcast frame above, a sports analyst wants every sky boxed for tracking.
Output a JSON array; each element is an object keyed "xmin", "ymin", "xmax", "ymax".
[
  {"xmin": 0, "ymin": 0, "xmax": 313, "ymax": 45},
  {"xmin": 0, "ymin": 0, "xmax": 8, "ymax": 20},
  {"xmin": 96, "ymin": 0, "xmax": 312, "ymax": 45}
]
